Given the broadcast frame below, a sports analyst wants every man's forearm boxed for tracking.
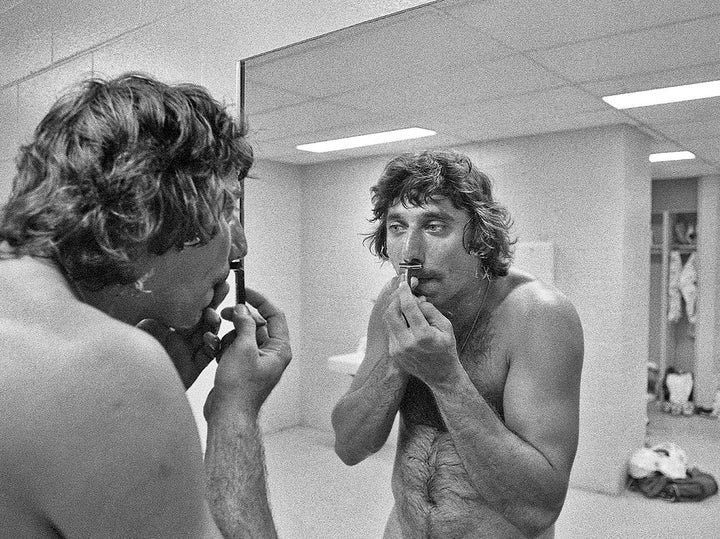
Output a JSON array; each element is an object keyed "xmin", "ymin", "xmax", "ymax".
[
  {"xmin": 204, "ymin": 410, "xmax": 277, "ymax": 539},
  {"xmin": 332, "ymin": 362, "xmax": 407, "ymax": 464},
  {"xmin": 433, "ymin": 373, "xmax": 568, "ymax": 537}
]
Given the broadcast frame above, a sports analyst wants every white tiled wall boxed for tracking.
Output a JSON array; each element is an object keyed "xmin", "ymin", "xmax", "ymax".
[
  {"xmin": 90, "ymin": 13, "xmax": 205, "ymax": 86},
  {"xmin": 0, "ymin": 1, "xmax": 53, "ymax": 86}
]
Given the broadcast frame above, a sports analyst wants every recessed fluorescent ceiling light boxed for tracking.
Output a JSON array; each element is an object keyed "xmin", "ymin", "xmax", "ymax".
[
  {"xmin": 649, "ymin": 151, "xmax": 696, "ymax": 163},
  {"xmin": 603, "ymin": 80, "xmax": 720, "ymax": 109},
  {"xmin": 296, "ymin": 127, "xmax": 436, "ymax": 153}
]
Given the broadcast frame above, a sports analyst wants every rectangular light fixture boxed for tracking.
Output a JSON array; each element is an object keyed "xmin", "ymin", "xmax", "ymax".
[
  {"xmin": 296, "ymin": 127, "xmax": 436, "ymax": 153},
  {"xmin": 649, "ymin": 151, "xmax": 696, "ymax": 163},
  {"xmin": 602, "ymin": 80, "xmax": 720, "ymax": 109}
]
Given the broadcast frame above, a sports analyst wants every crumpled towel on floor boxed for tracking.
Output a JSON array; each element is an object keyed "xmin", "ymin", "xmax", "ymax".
[
  {"xmin": 628, "ymin": 468, "xmax": 718, "ymax": 502},
  {"xmin": 627, "ymin": 442, "xmax": 718, "ymax": 502},
  {"xmin": 628, "ymin": 443, "xmax": 688, "ymax": 480}
]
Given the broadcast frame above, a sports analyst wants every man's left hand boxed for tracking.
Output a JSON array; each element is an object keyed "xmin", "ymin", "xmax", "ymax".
[
  {"xmin": 137, "ymin": 306, "xmax": 222, "ymax": 389},
  {"xmin": 384, "ymin": 281, "xmax": 460, "ymax": 387},
  {"xmin": 137, "ymin": 280, "xmax": 229, "ymax": 389}
]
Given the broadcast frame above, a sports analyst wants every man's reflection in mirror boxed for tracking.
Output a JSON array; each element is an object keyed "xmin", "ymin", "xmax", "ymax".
[{"xmin": 332, "ymin": 150, "xmax": 584, "ymax": 539}]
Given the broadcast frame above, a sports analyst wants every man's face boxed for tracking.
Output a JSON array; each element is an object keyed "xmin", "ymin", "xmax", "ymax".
[
  {"xmin": 385, "ymin": 195, "xmax": 479, "ymax": 308},
  {"xmin": 139, "ymin": 214, "xmax": 247, "ymax": 329}
]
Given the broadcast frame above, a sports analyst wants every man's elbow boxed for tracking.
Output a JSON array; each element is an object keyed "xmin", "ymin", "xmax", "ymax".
[
  {"xmin": 520, "ymin": 513, "xmax": 560, "ymax": 539},
  {"xmin": 333, "ymin": 430, "xmax": 380, "ymax": 465},
  {"xmin": 334, "ymin": 440, "xmax": 366, "ymax": 466},
  {"xmin": 512, "ymin": 497, "xmax": 565, "ymax": 538},
  {"xmin": 331, "ymin": 406, "xmax": 371, "ymax": 465}
]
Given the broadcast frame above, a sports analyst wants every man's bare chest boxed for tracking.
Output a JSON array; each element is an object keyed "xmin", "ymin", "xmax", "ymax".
[{"xmin": 399, "ymin": 327, "xmax": 509, "ymax": 430}]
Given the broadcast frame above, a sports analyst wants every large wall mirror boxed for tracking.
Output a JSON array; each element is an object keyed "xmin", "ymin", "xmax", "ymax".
[{"xmin": 238, "ymin": 2, "xmax": 720, "ymax": 534}]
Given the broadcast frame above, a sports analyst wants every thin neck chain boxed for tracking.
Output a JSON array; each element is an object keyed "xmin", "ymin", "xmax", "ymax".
[{"xmin": 458, "ymin": 278, "xmax": 491, "ymax": 355}]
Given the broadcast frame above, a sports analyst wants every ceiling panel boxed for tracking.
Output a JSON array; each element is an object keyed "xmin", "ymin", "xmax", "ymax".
[
  {"xmin": 425, "ymin": 89, "xmax": 630, "ymax": 142},
  {"xmin": 656, "ymin": 119, "xmax": 720, "ymax": 141},
  {"xmin": 0, "ymin": 0, "xmax": 23, "ymax": 15},
  {"xmin": 323, "ymin": 54, "xmax": 568, "ymax": 116},
  {"xmin": 245, "ymin": 83, "xmax": 314, "ymax": 115},
  {"xmin": 529, "ymin": 17, "xmax": 720, "ymax": 83},
  {"xmin": 624, "ymin": 99, "xmax": 720, "ymax": 126},
  {"xmin": 249, "ymin": 100, "xmax": 368, "ymax": 142},
  {"xmin": 683, "ymin": 137, "xmax": 720, "ymax": 161},
  {"xmin": 243, "ymin": 0, "xmax": 720, "ymax": 178},
  {"xmin": 442, "ymin": 0, "xmax": 720, "ymax": 51}
]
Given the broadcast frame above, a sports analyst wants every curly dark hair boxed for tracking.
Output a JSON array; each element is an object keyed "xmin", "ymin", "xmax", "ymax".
[
  {"xmin": 0, "ymin": 72, "xmax": 253, "ymax": 290},
  {"xmin": 365, "ymin": 150, "xmax": 514, "ymax": 278}
]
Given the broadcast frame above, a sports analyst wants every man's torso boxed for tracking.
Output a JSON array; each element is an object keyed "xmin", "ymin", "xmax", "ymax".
[{"xmin": 389, "ymin": 272, "xmax": 554, "ymax": 538}]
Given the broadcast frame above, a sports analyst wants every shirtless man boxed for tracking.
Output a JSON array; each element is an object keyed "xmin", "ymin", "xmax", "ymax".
[
  {"xmin": 0, "ymin": 73, "xmax": 291, "ymax": 538},
  {"xmin": 331, "ymin": 150, "xmax": 583, "ymax": 538}
]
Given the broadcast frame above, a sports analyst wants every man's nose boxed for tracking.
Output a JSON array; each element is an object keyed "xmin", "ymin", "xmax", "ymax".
[{"xmin": 402, "ymin": 228, "xmax": 424, "ymax": 261}]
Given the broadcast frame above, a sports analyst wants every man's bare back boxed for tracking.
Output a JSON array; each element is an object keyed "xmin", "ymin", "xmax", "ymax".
[
  {"xmin": 0, "ymin": 256, "xmax": 212, "ymax": 538},
  {"xmin": 0, "ymin": 74, "xmax": 293, "ymax": 537}
]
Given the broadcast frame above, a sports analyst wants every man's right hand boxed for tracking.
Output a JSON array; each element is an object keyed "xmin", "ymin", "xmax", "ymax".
[{"xmin": 204, "ymin": 288, "xmax": 292, "ymax": 419}]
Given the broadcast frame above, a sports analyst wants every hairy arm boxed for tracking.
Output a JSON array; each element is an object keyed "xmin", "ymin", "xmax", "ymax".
[
  {"xmin": 204, "ymin": 407, "xmax": 274, "ymax": 538},
  {"xmin": 203, "ymin": 288, "xmax": 292, "ymax": 538},
  {"xmin": 388, "ymin": 282, "xmax": 583, "ymax": 537},
  {"xmin": 331, "ymin": 279, "xmax": 409, "ymax": 465}
]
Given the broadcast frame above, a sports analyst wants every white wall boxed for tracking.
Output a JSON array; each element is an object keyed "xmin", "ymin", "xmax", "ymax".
[
  {"xmin": 293, "ymin": 124, "xmax": 653, "ymax": 494},
  {"xmin": 297, "ymin": 156, "xmax": 396, "ymax": 429},
  {"xmin": 696, "ymin": 176, "xmax": 720, "ymax": 408}
]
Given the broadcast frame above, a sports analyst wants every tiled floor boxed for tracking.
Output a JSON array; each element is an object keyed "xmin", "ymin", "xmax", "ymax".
[{"xmin": 264, "ymin": 402, "xmax": 719, "ymax": 538}]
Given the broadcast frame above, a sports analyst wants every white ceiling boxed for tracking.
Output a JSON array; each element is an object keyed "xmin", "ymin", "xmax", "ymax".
[{"xmin": 243, "ymin": 0, "xmax": 720, "ymax": 179}]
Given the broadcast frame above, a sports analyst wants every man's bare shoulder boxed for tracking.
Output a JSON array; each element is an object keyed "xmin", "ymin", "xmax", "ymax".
[
  {"xmin": 498, "ymin": 267, "xmax": 579, "ymax": 322},
  {"xmin": 0, "ymin": 301, "xmax": 206, "ymax": 536},
  {"xmin": 2, "ymin": 298, "xmax": 177, "ymax": 390},
  {"xmin": 493, "ymin": 267, "xmax": 583, "ymax": 362}
]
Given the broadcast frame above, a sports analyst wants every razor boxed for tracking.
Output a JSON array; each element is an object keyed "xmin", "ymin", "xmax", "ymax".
[
  {"xmin": 229, "ymin": 258, "xmax": 245, "ymax": 304},
  {"xmin": 398, "ymin": 262, "xmax": 423, "ymax": 288}
]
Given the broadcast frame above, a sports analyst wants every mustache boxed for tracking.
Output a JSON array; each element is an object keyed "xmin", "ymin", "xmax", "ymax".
[
  {"xmin": 398, "ymin": 260, "xmax": 440, "ymax": 280},
  {"xmin": 416, "ymin": 272, "xmax": 439, "ymax": 279},
  {"xmin": 413, "ymin": 269, "xmax": 440, "ymax": 280}
]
